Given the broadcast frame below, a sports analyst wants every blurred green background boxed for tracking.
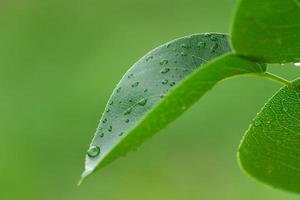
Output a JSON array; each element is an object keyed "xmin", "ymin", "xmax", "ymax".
[{"xmin": 1, "ymin": 0, "xmax": 300, "ymax": 199}]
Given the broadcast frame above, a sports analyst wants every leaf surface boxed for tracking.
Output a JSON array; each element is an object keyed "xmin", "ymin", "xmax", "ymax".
[
  {"xmin": 231, "ymin": 0, "xmax": 300, "ymax": 63},
  {"xmin": 239, "ymin": 79, "xmax": 300, "ymax": 193},
  {"xmin": 81, "ymin": 33, "xmax": 266, "ymax": 182}
]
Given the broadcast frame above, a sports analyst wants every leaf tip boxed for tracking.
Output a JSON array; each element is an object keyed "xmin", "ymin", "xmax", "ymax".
[
  {"xmin": 77, "ymin": 178, "xmax": 84, "ymax": 187},
  {"xmin": 78, "ymin": 166, "xmax": 94, "ymax": 186}
]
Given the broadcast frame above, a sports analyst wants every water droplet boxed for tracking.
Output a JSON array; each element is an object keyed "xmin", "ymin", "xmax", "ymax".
[
  {"xmin": 197, "ymin": 41, "xmax": 206, "ymax": 48},
  {"xmin": 254, "ymin": 119, "xmax": 262, "ymax": 126},
  {"xmin": 87, "ymin": 146, "xmax": 100, "ymax": 158},
  {"xmin": 160, "ymin": 94, "xmax": 165, "ymax": 98},
  {"xmin": 125, "ymin": 119, "xmax": 130, "ymax": 123},
  {"xmin": 160, "ymin": 59, "xmax": 169, "ymax": 65},
  {"xmin": 131, "ymin": 82, "xmax": 139, "ymax": 88},
  {"xmin": 160, "ymin": 67, "xmax": 170, "ymax": 74},
  {"xmin": 169, "ymin": 81, "xmax": 176, "ymax": 86},
  {"xmin": 204, "ymin": 33, "xmax": 212, "ymax": 37},
  {"xmin": 210, "ymin": 35, "xmax": 218, "ymax": 41},
  {"xmin": 116, "ymin": 87, "xmax": 121, "ymax": 93},
  {"xmin": 181, "ymin": 43, "xmax": 187, "ymax": 48},
  {"xmin": 161, "ymin": 79, "xmax": 169, "ymax": 85},
  {"xmin": 108, "ymin": 125, "xmax": 113, "ymax": 132},
  {"xmin": 119, "ymin": 132, "xmax": 124, "ymax": 136},
  {"xmin": 166, "ymin": 43, "xmax": 171, "ymax": 48},
  {"xmin": 127, "ymin": 73, "xmax": 134, "ymax": 78},
  {"xmin": 146, "ymin": 55, "xmax": 153, "ymax": 62},
  {"xmin": 144, "ymin": 89, "xmax": 148, "ymax": 93},
  {"xmin": 106, "ymin": 109, "xmax": 110, "ymax": 113},
  {"xmin": 294, "ymin": 62, "xmax": 300, "ymax": 67},
  {"xmin": 99, "ymin": 133, "xmax": 104, "ymax": 137},
  {"xmin": 103, "ymin": 118, "xmax": 107, "ymax": 123},
  {"xmin": 124, "ymin": 107, "xmax": 132, "ymax": 115},
  {"xmin": 109, "ymin": 101, "xmax": 114, "ymax": 105},
  {"xmin": 129, "ymin": 99, "xmax": 133, "ymax": 103},
  {"xmin": 138, "ymin": 98, "xmax": 148, "ymax": 106},
  {"xmin": 210, "ymin": 43, "xmax": 218, "ymax": 53},
  {"xmin": 181, "ymin": 51, "xmax": 187, "ymax": 56}
]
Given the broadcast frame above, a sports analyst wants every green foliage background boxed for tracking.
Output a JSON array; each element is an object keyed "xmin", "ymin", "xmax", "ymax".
[{"xmin": 1, "ymin": 0, "xmax": 300, "ymax": 199}]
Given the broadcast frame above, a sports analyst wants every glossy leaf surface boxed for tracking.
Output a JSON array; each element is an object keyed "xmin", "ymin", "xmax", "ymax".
[
  {"xmin": 81, "ymin": 33, "xmax": 266, "ymax": 182},
  {"xmin": 239, "ymin": 80, "xmax": 300, "ymax": 193},
  {"xmin": 231, "ymin": 0, "xmax": 300, "ymax": 63}
]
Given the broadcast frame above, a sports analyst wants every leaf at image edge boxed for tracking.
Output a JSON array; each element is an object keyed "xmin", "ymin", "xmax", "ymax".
[
  {"xmin": 231, "ymin": 0, "xmax": 300, "ymax": 63},
  {"xmin": 239, "ymin": 79, "xmax": 300, "ymax": 193}
]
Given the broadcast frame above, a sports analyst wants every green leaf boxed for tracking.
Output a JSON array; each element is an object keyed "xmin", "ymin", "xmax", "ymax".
[
  {"xmin": 231, "ymin": 0, "xmax": 300, "ymax": 63},
  {"xmin": 81, "ymin": 33, "xmax": 266, "ymax": 183},
  {"xmin": 239, "ymin": 79, "xmax": 300, "ymax": 193}
]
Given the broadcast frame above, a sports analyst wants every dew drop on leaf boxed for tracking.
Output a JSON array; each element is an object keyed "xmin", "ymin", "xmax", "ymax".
[
  {"xmin": 181, "ymin": 51, "xmax": 187, "ymax": 56},
  {"xmin": 210, "ymin": 43, "xmax": 218, "ymax": 53},
  {"xmin": 146, "ymin": 56, "xmax": 153, "ymax": 62},
  {"xmin": 131, "ymin": 82, "xmax": 139, "ymax": 88},
  {"xmin": 181, "ymin": 43, "xmax": 187, "ymax": 48},
  {"xmin": 169, "ymin": 81, "xmax": 176, "ymax": 86},
  {"xmin": 160, "ymin": 68, "xmax": 170, "ymax": 74},
  {"xmin": 125, "ymin": 119, "xmax": 130, "ymax": 123},
  {"xmin": 87, "ymin": 146, "xmax": 100, "ymax": 158},
  {"xmin": 160, "ymin": 59, "xmax": 168, "ymax": 65},
  {"xmin": 138, "ymin": 98, "xmax": 148, "ymax": 106},
  {"xmin": 210, "ymin": 35, "xmax": 218, "ymax": 41},
  {"xmin": 108, "ymin": 125, "xmax": 113, "ymax": 132},
  {"xmin": 103, "ymin": 118, "xmax": 107, "ymax": 123},
  {"xmin": 197, "ymin": 41, "xmax": 206, "ymax": 49},
  {"xmin": 161, "ymin": 79, "xmax": 169, "ymax": 85},
  {"xmin": 124, "ymin": 107, "xmax": 133, "ymax": 115}
]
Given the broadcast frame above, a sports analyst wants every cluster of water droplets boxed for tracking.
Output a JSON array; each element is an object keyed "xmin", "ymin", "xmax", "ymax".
[{"xmin": 86, "ymin": 33, "xmax": 228, "ymax": 158}]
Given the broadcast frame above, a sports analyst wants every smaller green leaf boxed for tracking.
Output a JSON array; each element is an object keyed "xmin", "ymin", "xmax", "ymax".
[
  {"xmin": 239, "ymin": 79, "xmax": 300, "ymax": 193},
  {"xmin": 231, "ymin": 0, "xmax": 300, "ymax": 63}
]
